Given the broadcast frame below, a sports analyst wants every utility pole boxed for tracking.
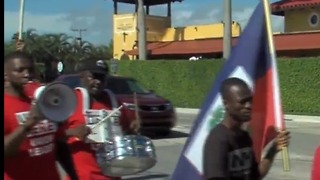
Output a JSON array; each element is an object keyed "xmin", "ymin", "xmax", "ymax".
[
  {"xmin": 223, "ymin": 0, "xmax": 232, "ymax": 60},
  {"xmin": 137, "ymin": 0, "xmax": 147, "ymax": 60},
  {"xmin": 71, "ymin": 28, "xmax": 87, "ymax": 46},
  {"xmin": 18, "ymin": 0, "xmax": 26, "ymax": 40}
]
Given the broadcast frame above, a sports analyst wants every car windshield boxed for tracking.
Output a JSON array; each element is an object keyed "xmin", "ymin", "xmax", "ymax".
[{"xmin": 106, "ymin": 78, "xmax": 150, "ymax": 95}]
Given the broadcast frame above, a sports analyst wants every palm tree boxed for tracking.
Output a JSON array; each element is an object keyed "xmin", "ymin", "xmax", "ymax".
[
  {"xmin": 71, "ymin": 39, "xmax": 94, "ymax": 59},
  {"xmin": 43, "ymin": 33, "xmax": 71, "ymax": 52},
  {"xmin": 108, "ymin": 39, "xmax": 113, "ymax": 57},
  {"xmin": 4, "ymin": 42, "xmax": 16, "ymax": 56},
  {"xmin": 89, "ymin": 45, "xmax": 112, "ymax": 60},
  {"xmin": 40, "ymin": 33, "xmax": 72, "ymax": 63},
  {"xmin": 9, "ymin": 29, "xmax": 114, "ymax": 73}
]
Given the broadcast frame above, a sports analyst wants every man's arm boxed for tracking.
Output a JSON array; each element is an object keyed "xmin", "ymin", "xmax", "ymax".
[
  {"xmin": 4, "ymin": 124, "xmax": 33, "ymax": 158},
  {"xmin": 15, "ymin": 40, "xmax": 25, "ymax": 51},
  {"xmin": 258, "ymin": 130, "xmax": 290, "ymax": 178},
  {"xmin": 203, "ymin": 130, "xmax": 229, "ymax": 180},
  {"xmin": 55, "ymin": 123, "xmax": 78, "ymax": 180},
  {"xmin": 4, "ymin": 105, "xmax": 41, "ymax": 158},
  {"xmin": 65, "ymin": 125, "xmax": 91, "ymax": 141},
  {"xmin": 258, "ymin": 145, "xmax": 277, "ymax": 178}
]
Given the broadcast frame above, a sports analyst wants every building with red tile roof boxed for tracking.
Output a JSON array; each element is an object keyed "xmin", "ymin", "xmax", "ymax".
[
  {"xmin": 126, "ymin": 31, "xmax": 320, "ymax": 58},
  {"xmin": 271, "ymin": 0, "xmax": 320, "ymax": 16},
  {"xmin": 114, "ymin": 0, "xmax": 320, "ymax": 59}
]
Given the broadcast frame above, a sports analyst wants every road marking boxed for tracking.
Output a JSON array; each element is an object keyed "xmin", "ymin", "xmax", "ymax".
[
  {"xmin": 152, "ymin": 126, "xmax": 189, "ymax": 147},
  {"xmin": 152, "ymin": 123, "xmax": 320, "ymax": 148},
  {"xmin": 176, "ymin": 109, "xmax": 320, "ymax": 123},
  {"xmin": 152, "ymin": 138, "xmax": 187, "ymax": 147},
  {"xmin": 173, "ymin": 121, "xmax": 320, "ymax": 131},
  {"xmin": 274, "ymin": 153, "xmax": 313, "ymax": 161},
  {"xmin": 172, "ymin": 125, "xmax": 191, "ymax": 133}
]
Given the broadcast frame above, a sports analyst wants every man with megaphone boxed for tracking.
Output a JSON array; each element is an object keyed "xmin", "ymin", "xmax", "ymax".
[
  {"xmin": 4, "ymin": 51, "xmax": 78, "ymax": 180},
  {"xmin": 62, "ymin": 59, "xmax": 140, "ymax": 180}
]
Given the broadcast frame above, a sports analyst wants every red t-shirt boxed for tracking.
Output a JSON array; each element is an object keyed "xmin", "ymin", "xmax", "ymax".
[
  {"xmin": 65, "ymin": 89, "xmax": 121, "ymax": 180},
  {"xmin": 312, "ymin": 146, "xmax": 320, "ymax": 180},
  {"xmin": 4, "ymin": 93, "xmax": 65, "ymax": 180}
]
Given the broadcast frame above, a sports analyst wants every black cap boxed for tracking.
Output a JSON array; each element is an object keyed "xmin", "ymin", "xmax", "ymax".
[{"xmin": 75, "ymin": 60, "xmax": 109, "ymax": 75}]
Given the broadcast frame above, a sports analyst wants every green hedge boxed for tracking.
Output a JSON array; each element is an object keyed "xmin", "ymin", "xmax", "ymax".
[{"xmin": 117, "ymin": 58, "xmax": 320, "ymax": 115}]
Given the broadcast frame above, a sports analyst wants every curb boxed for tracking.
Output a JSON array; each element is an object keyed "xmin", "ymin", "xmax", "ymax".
[{"xmin": 175, "ymin": 108, "xmax": 320, "ymax": 123}]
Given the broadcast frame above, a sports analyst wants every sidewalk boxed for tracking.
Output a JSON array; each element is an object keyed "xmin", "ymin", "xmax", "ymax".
[{"xmin": 175, "ymin": 108, "xmax": 320, "ymax": 123}]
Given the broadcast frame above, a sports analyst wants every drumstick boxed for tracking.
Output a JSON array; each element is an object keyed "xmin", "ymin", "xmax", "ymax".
[
  {"xmin": 133, "ymin": 92, "xmax": 141, "ymax": 134},
  {"xmin": 90, "ymin": 105, "xmax": 123, "ymax": 130}
]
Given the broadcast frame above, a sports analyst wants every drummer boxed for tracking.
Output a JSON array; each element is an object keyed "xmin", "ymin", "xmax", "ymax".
[{"xmin": 63, "ymin": 59, "xmax": 140, "ymax": 180}]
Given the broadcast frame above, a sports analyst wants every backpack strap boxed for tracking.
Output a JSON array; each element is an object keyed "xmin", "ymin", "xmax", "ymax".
[{"xmin": 75, "ymin": 87, "xmax": 90, "ymax": 114}]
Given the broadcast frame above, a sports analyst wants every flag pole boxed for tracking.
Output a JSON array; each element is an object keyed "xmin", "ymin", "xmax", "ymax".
[
  {"xmin": 18, "ymin": 0, "xmax": 26, "ymax": 40},
  {"xmin": 261, "ymin": 0, "xmax": 290, "ymax": 172}
]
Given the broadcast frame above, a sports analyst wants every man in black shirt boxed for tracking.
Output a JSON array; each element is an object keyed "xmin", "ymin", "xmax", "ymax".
[{"xmin": 203, "ymin": 77, "xmax": 290, "ymax": 180}]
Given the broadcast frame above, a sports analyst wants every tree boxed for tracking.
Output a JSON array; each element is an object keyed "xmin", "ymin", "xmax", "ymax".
[
  {"xmin": 108, "ymin": 39, "xmax": 113, "ymax": 58},
  {"xmin": 4, "ymin": 42, "xmax": 16, "ymax": 56},
  {"xmin": 5, "ymin": 28, "xmax": 113, "ymax": 75},
  {"xmin": 89, "ymin": 45, "xmax": 112, "ymax": 60}
]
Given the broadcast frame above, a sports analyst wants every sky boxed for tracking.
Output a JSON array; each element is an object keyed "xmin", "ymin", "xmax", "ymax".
[{"xmin": 4, "ymin": 0, "xmax": 284, "ymax": 45}]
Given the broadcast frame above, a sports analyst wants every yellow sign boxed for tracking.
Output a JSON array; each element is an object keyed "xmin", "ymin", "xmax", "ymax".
[{"xmin": 115, "ymin": 19, "xmax": 134, "ymax": 33}]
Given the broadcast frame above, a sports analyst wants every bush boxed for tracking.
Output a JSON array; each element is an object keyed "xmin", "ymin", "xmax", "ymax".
[
  {"xmin": 277, "ymin": 58, "xmax": 320, "ymax": 115},
  {"xmin": 119, "ymin": 58, "xmax": 320, "ymax": 115}
]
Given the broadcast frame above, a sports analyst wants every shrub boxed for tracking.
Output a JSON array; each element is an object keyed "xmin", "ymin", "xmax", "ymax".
[{"xmin": 117, "ymin": 58, "xmax": 320, "ymax": 115}]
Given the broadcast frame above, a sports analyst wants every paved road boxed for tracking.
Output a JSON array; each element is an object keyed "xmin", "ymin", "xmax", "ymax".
[
  {"xmin": 122, "ymin": 113, "xmax": 319, "ymax": 180},
  {"xmin": 59, "ymin": 113, "xmax": 320, "ymax": 180}
]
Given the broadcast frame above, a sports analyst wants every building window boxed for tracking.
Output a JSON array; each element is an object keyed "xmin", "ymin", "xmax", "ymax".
[{"xmin": 309, "ymin": 13, "xmax": 319, "ymax": 27}]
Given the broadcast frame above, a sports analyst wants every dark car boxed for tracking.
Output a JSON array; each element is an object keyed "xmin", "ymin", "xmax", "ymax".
[{"xmin": 55, "ymin": 74, "xmax": 177, "ymax": 135}]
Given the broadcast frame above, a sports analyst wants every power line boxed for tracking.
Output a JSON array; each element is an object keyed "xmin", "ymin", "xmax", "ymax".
[{"xmin": 71, "ymin": 28, "xmax": 87, "ymax": 45}]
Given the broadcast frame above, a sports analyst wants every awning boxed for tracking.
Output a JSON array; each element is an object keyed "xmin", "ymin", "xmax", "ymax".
[{"xmin": 271, "ymin": 0, "xmax": 320, "ymax": 16}]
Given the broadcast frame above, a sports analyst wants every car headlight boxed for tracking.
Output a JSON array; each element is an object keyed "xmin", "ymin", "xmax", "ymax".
[
  {"xmin": 123, "ymin": 103, "xmax": 138, "ymax": 110},
  {"xmin": 165, "ymin": 102, "xmax": 173, "ymax": 110}
]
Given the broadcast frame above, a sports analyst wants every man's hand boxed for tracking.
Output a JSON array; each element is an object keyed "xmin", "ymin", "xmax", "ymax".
[
  {"xmin": 4, "ymin": 100, "xmax": 43, "ymax": 158},
  {"xmin": 66, "ymin": 125, "xmax": 91, "ymax": 141},
  {"xmin": 129, "ymin": 119, "xmax": 141, "ymax": 134},
  {"xmin": 15, "ymin": 40, "xmax": 25, "ymax": 51},
  {"xmin": 274, "ymin": 129, "xmax": 290, "ymax": 151},
  {"xmin": 24, "ymin": 100, "xmax": 44, "ymax": 129},
  {"xmin": 259, "ymin": 129, "xmax": 291, "ymax": 178}
]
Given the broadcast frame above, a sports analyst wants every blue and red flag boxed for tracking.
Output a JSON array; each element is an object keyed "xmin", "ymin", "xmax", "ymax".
[{"xmin": 170, "ymin": 2, "xmax": 285, "ymax": 180}]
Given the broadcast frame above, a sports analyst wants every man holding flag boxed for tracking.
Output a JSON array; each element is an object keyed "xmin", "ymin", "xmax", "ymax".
[
  {"xmin": 171, "ymin": 1, "xmax": 291, "ymax": 180},
  {"xmin": 203, "ymin": 77, "xmax": 290, "ymax": 180}
]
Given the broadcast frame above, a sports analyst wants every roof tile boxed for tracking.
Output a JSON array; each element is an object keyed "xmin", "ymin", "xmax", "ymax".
[
  {"xmin": 271, "ymin": 0, "xmax": 320, "ymax": 16},
  {"xmin": 126, "ymin": 31, "xmax": 320, "ymax": 56}
]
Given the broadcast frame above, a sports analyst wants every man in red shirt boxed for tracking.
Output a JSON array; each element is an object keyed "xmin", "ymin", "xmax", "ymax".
[
  {"xmin": 4, "ymin": 51, "xmax": 78, "ymax": 180},
  {"xmin": 312, "ymin": 146, "xmax": 320, "ymax": 180},
  {"xmin": 64, "ymin": 60, "xmax": 140, "ymax": 180}
]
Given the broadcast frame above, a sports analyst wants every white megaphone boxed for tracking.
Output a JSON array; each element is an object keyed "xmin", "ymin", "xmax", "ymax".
[{"xmin": 33, "ymin": 82, "xmax": 77, "ymax": 123}]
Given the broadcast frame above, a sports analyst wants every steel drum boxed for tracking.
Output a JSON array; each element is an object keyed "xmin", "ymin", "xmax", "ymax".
[
  {"xmin": 85, "ymin": 109, "xmax": 121, "ymax": 143},
  {"xmin": 96, "ymin": 135, "xmax": 157, "ymax": 177}
]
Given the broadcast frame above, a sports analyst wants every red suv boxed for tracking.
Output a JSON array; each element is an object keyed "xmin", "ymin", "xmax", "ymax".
[{"xmin": 56, "ymin": 74, "xmax": 177, "ymax": 135}]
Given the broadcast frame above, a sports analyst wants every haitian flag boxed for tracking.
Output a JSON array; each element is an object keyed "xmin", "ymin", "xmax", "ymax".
[{"xmin": 170, "ymin": 2, "xmax": 285, "ymax": 180}]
